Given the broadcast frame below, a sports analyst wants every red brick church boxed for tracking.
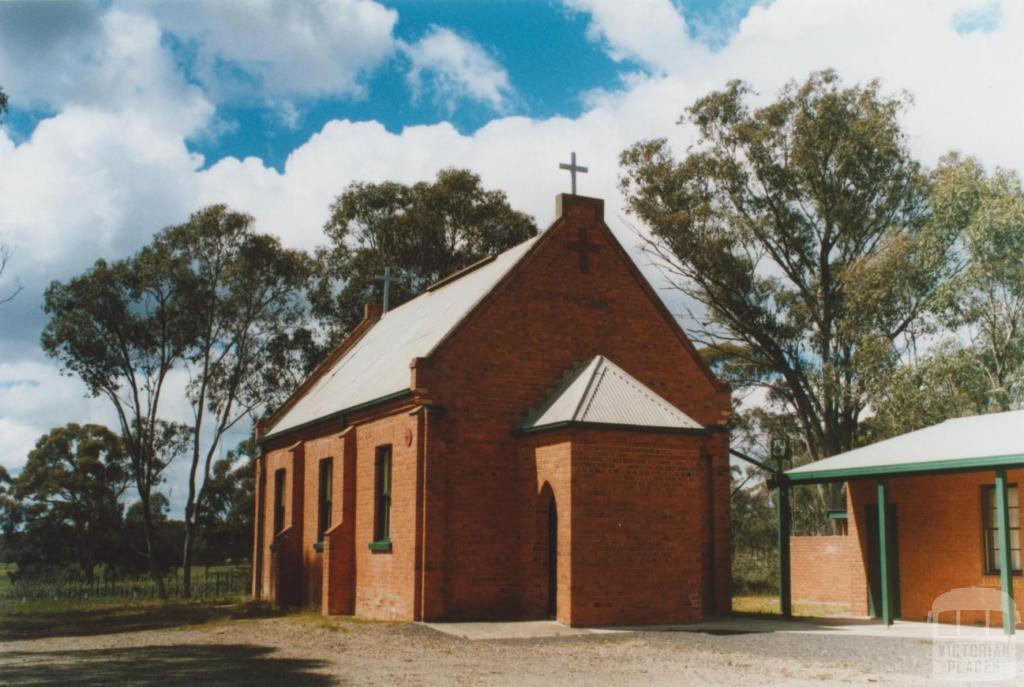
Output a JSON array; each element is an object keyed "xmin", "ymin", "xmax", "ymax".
[{"xmin": 252, "ymin": 194, "xmax": 732, "ymax": 626}]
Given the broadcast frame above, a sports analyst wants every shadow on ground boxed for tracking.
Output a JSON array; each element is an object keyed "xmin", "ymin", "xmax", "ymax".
[
  {"xmin": 0, "ymin": 601, "xmax": 281, "ymax": 641},
  {"xmin": 0, "ymin": 644, "xmax": 338, "ymax": 687}
]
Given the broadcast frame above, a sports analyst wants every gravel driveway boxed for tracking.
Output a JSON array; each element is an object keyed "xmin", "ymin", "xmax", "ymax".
[{"xmin": 0, "ymin": 607, "xmax": 969, "ymax": 686}]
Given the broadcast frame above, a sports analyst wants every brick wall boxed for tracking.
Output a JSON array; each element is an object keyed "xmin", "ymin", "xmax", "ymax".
[
  {"xmin": 517, "ymin": 436, "xmax": 573, "ymax": 623},
  {"xmin": 790, "ymin": 535, "xmax": 858, "ymax": 605},
  {"xmin": 568, "ymin": 430, "xmax": 711, "ymax": 626},
  {"xmin": 848, "ymin": 470, "xmax": 1024, "ymax": 627},
  {"xmin": 424, "ymin": 195, "xmax": 731, "ymax": 620},
  {"xmin": 352, "ymin": 410, "xmax": 421, "ymax": 621},
  {"xmin": 258, "ymin": 443, "xmax": 298, "ymax": 601},
  {"xmin": 321, "ymin": 429, "xmax": 356, "ymax": 615}
]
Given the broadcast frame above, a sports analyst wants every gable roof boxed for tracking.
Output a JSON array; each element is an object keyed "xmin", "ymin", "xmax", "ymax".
[
  {"xmin": 264, "ymin": 235, "xmax": 541, "ymax": 439},
  {"xmin": 262, "ymin": 194, "xmax": 727, "ymax": 442},
  {"xmin": 786, "ymin": 409, "xmax": 1024, "ymax": 483},
  {"xmin": 519, "ymin": 355, "xmax": 704, "ymax": 433}
]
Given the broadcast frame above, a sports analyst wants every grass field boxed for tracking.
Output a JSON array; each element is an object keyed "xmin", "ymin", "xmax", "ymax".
[
  {"xmin": 732, "ymin": 594, "xmax": 851, "ymax": 618},
  {"xmin": 0, "ymin": 595, "xmax": 277, "ymax": 642},
  {"xmin": 0, "ymin": 563, "xmax": 250, "ymax": 602},
  {"xmin": 0, "ymin": 562, "xmax": 14, "ymax": 592}
]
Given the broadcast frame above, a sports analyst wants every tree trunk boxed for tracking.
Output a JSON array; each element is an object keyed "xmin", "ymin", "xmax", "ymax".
[
  {"xmin": 82, "ymin": 530, "xmax": 94, "ymax": 584},
  {"xmin": 138, "ymin": 491, "xmax": 167, "ymax": 599},
  {"xmin": 182, "ymin": 514, "xmax": 195, "ymax": 598}
]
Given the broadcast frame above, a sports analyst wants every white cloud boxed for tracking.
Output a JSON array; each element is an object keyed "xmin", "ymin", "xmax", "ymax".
[
  {"xmin": 149, "ymin": 0, "xmax": 399, "ymax": 101},
  {"xmin": 0, "ymin": 5, "xmax": 211, "ymax": 133},
  {"xmin": 402, "ymin": 26, "xmax": 515, "ymax": 112},
  {"xmin": 0, "ymin": 108, "xmax": 203, "ymax": 270},
  {"xmin": 564, "ymin": 0, "xmax": 703, "ymax": 74},
  {"xmin": 0, "ymin": 361, "xmax": 115, "ymax": 473}
]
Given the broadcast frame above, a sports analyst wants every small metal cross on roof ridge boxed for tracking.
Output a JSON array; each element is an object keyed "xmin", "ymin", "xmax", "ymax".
[
  {"xmin": 376, "ymin": 266, "xmax": 393, "ymax": 313},
  {"xmin": 559, "ymin": 151, "xmax": 588, "ymax": 196}
]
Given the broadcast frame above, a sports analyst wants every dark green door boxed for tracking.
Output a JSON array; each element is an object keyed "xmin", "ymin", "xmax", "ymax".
[
  {"xmin": 547, "ymin": 498, "xmax": 558, "ymax": 618},
  {"xmin": 866, "ymin": 505, "xmax": 901, "ymax": 619}
]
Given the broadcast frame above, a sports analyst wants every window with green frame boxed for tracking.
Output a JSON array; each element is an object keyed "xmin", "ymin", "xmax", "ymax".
[
  {"xmin": 983, "ymin": 484, "xmax": 1021, "ymax": 574},
  {"xmin": 317, "ymin": 457, "xmax": 333, "ymax": 541},
  {"xmin": 273, "ymin": 468, "xmax": 286, "ymax": 534},
  {"xmin": 373, "ymin": 446, "xmax": 392, "ymax": 545}
]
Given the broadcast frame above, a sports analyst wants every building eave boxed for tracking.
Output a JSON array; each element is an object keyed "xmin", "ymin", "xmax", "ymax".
[
  {"xmin": 786, "ymin": 453, "xmax": 1024, "ymax": 485},
  {"xmin": 515, "ymin": 420, "xmax": 726, "ymax": 437},
  {"xmin": 258, "ymin": 389, "xmax": 415, "ymax": 446}
]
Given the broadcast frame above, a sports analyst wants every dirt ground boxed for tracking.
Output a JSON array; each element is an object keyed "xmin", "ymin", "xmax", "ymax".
[{"xmin": 0, "ymin": 601, "xmax": 995, "ymax": 686}]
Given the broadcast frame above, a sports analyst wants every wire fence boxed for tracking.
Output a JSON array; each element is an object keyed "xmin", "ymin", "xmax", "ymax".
[{"xmin": 0, "ymin": 564, "xmax": 251, "ymax": 602}]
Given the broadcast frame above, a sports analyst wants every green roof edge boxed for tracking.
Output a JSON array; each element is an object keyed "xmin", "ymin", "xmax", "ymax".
[
  {"xmin": 259, "ymin": 389, "xmax": 414, "ymax": 444},
  {"xmin": 787, "ymin": 452, "xmax": 1024, "ymax": 484}
]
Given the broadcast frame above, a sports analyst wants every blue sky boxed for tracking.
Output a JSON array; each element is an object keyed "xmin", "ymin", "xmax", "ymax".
[
  {"xmin": 185, "ymin": 1, "xmax": 634, "ymax": 170},
  {"xmin": 0, "ymin": 0, "xmax": 1020, "ymax": 510},
  {"xmin": 159, "ymin": 0, "xmax": 759, "ymax": 171}
]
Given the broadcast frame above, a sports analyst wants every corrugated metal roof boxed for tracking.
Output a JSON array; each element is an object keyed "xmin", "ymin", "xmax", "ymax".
[
  {"xmin": 520, "ymin": 355, "xmax": 703, "ymax": 431},
  {"xmin": 786, "ymin": 409, "xmax": 1024, "ymax": 482},
  {"xmin": 266, "ymin": 235, "xmax": 542, "ymax": 438}
]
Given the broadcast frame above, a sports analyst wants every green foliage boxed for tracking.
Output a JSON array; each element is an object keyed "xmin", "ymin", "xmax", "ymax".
[
  {"xmin": 730, "ymin": 467, "xmax": 777, "ymax": 594},
  {"xmin": 193, "ymin": 439, "xmax": 255, "ymax": 565},
  {"xmin": 863, "ymin": 342, "xmax": 990, "ymax": 441},
  {"xmin": 932, "ymin": 154, "xmax": 1024, "ymax": 411},
  {"xmin": 0, "ymin": 465, "xmax": 19, "ymax": 561},
  {"xmin": 12, "ymin": 424, "xmax": 128, "ymax": 581},
  {"xmin": 620, "ymin": 70, "xmax": 956, "ymax": 469},
  {"xmin": 859, "ymin": 155, "xmax": 1024, "ymax": 439},
  {"xmin": 42, "ymin": 255, "xmax": 194, "ymax": 595},
  {"xmin": 123, "ymin": 492, "xmax": 182, "ymax": 573},
  {"xmin": 311, "ymin": 168, "xmax": 538, "ymax": 344},
  {"xmin": 141, "ymin": 205, "xmax": 310, "ymax": 591},
  {"xmin": 147, "ymin": 205, "xmax": 313, "ymax": 423}
]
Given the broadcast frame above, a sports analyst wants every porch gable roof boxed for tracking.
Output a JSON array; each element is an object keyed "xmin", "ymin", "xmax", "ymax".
[{"xmin": 518, "ymin": 355, "xmax": 704, "ymax": 433}]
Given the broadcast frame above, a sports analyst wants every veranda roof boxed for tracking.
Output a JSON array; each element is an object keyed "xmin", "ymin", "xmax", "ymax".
[
  {"xmin": 519, "ymin": 355, "xmax": 704, "ymax": 433},
  {"xmin": 785, "ymin": 409, "xmax": 1024, "ymax": 484}
]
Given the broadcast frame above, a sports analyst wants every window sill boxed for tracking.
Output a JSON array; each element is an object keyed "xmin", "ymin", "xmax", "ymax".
[
  {"xmin": 368, "ymin": 539, "xmax": 392, "ymax": 553},
  {"xmin": 313, "ymin": 541, "xmax": 324, "ymax": 553}
]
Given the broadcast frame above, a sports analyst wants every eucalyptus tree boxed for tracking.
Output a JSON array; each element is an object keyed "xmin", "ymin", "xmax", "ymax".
[
  {"xmin": 931, "ymin": 153, "xmax": 1024, "ymax": 411},
  {"xmin": 620, "ymin": 71, "xmax": 958, "ymax": 491},
  {"xmin": 148, "ymin": 205, "xmax": 311, "ymax": 596},
  {"xmin": 42, "ymin": 253, "xmax": 191, "ymax": 596},
  {"xmin": 0, "ymin": 464, "xmax": 19, "ymax": 562},
  {"xmin": 13, "ymin": 424, "xmax": 129, "ymax": 580},
  {"xmin": 860, "ymin": 155, "xmax": 1024, "ymax": 438},
  {"xmin": 312, "ymin": 168, "xmax": 537, "ymax": 346}
]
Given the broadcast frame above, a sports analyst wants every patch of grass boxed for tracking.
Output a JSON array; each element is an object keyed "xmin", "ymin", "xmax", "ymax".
[
  {"xmin": 287, "ymin": 609, "xmax": 398, "ymax": 633},
  {"xmin": 288, "ymin": 612, "xmax": 352, "ymax": 633},
  {"xmin": 0, "ymin": 563, "xmax": 15, "ymax": 592},
  {"xmin": 2, "ymin": 564, "xmax": 250, "ymax": 601},
  {"xmin": 732, "ymin": 595, "xmax": 850, "ymax": 618},
  {"xmin": 0, "ymin": 596, "xmax": 280, "ymax": 641}
]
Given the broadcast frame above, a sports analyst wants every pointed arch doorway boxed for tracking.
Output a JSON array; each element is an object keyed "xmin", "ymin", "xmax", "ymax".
[{"xmin": 547, "ymin": 493, "xmax": 558, "ymax": 618}]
